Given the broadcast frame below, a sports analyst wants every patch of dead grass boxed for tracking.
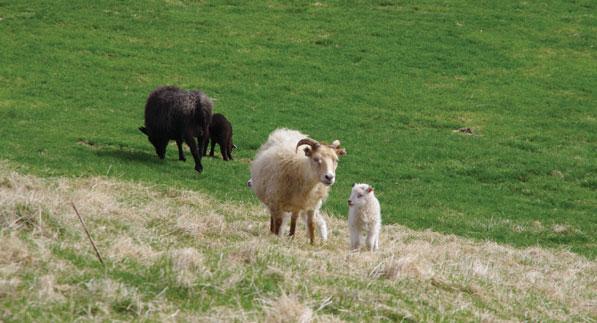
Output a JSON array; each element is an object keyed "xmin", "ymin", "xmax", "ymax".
[
  {"xmin": 170, "ymin": 247, "xmax": 210, "ymax": 287},
  {"xmin": 262, "ymin": 293, "xmax": 313, "ymax": 323},
  {"xmin": 107, "ymin": 236, "xmax": 161, "ymax": 265},
  {"xmin": 0, "ymin": 162, "xmax": 595, "ymax": 321},
  {"xmin": 37, "ymin": 274, "xmax": 68, "ymax": 303}
]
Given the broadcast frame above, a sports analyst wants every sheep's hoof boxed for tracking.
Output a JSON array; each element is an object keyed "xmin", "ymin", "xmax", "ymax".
[
  {"xmin": 194, "ymin": 164, "xmax": 203, "ymax": 173},
  {"xmin": 179, "ymin": 157, "xmax": 186, "ymax": 162}
]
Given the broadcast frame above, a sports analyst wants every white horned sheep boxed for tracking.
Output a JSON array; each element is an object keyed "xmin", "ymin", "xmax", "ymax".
[
  {"xmin": 348, "ymin": 183, "xmax": 381, "ymax": 251},
  {"xmin": 250, "ymin": 128, "xmax": 346, "ymax": 244}
]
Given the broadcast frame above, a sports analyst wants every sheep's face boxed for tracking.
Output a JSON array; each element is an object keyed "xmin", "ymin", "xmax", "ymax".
[
  {"xmin": 348, "ymin": 183, "xmax": 373, "ymax": 208},
  {"xmin": 303, "ymin": 140, "xmax": 347, "ymax": 186},
  {"xmin": 151, "ymin": 138, "xmax": 168, "ymax": 159},
  {"xmin": 139, "ymin": 127, "xmax": 168, "ymax": 159}
]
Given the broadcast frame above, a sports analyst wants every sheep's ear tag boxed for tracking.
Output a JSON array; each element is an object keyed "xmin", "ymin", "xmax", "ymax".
[
  {"xmin": 303, "ymin": 147, "xmax": 312, "ymax": 157},
  {"xmin": 367, "ymin": 187, "xmax": 373, "ymax": 193},
  {"xmin": 139, "ymin": 126, "xmax": 148, "ymax": 136}
]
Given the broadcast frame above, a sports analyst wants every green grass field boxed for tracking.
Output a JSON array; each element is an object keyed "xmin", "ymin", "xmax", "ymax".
[
  {"xmin": 1, "ymin": 0, "xmax": 595, "ymax": 259},
  {"xmin": 1, "ymin": 1, "xmax": 596, "ymax": 320}
]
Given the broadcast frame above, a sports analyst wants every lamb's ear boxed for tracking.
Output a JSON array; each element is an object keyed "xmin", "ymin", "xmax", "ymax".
[
  {"xmin": 332, "ymin": 140, "xmax": 341, "ymax": 147},
  {"xmin": 336, "ymin": 147, "xmax": 347, "ymax": 156},
  {"xmin": 139, "ymin": 126, "xmax": 148, "ymax": 136},
  {"xmin": 352, "ymin": 183, "xmax": 356, "ymax": 187},
  {"xmin": 303, "ymin": 146, "xmax": 313, "ymax": 157},
  {"xmin": 367, "ymin": 186, "xmax": 374, "ymax": 193}
]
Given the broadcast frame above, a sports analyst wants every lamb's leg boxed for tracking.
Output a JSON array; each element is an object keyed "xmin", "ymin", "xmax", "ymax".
[
  {"xmin": 289, "ymin": 212, "xmax": 299, "ymax": 237},
  {"xmin": 226, "ymin": 141, "xmax": 233, "ymax": 160},
  {"xmin": 176, "ymin": 139, "xmax": 186, "ymax": 161},
  {"xmin": 220, "ymin": 142, "xmax": 229, "ymax": 161},
  {"xmin": 306, "ymin": 210, "xmax": 316, "ymax": 245},
  {"xmin": 350, "ymin": 226, "xmax": 361, "ymax": 250},
  {"xmin": 374, "ymin": 223, "xmax": 381, "ymax": 251},
  {"xmin": 209, "ymin": 139, "xmax": 215, "ymax": 157},
  {"xmin": 184, "ymin": 131, "xmax": 202, "ymax": 173},
  {"xmin": 366, "ymin": 223, "xmax": 380, "ymax": 251}
]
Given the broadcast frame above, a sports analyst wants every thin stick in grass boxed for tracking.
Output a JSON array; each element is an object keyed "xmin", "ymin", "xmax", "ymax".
[{"xmin": 71, "ymin": 202, "xmax": 104, "ymax": 266}]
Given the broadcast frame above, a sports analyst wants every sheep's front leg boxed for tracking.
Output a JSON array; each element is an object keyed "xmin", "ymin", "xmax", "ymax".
[
  {"xmin": 288, "ymin": 212, "xmax": 299, "ymax": 237},
  {"xmin": 306, "ymin": 210, "xmax": 316, "ymax": 245},
  {"xmin": 176, "ymin": 139, "xmax": 186, "ymax": 161},
  {"xmin": 269, "ymin": 208, "xmax": 284, "ymax": 236},
  {"xmin": 274, "ymin": 216, "xmax": 284, "ymax": 236}
]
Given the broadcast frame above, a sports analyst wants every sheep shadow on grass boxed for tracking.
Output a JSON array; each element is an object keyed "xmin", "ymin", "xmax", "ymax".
[
  {"xmin": 77, "ymin": 139, "xmax": 171, "ymax": 166},
  {"xmin": 93, "ymin": 148, "xmax": 163, "ymax": 165}
]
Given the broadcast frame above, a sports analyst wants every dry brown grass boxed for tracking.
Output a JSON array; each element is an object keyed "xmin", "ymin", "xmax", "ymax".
[{"xmin": 0, "ymin": 162, "xmax": 595, "ymax": 321}]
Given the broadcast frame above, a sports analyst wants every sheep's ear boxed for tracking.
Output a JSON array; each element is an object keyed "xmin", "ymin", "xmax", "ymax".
[
  {"xmin": 332, "ymin": 140, "xmax": 341, "ymax": 147},
  {"xmin": 139, "ymin": 126, "xmax": 148, "ymax": 136},
  {"xmin": 336, "ymin": 147, "xmax": 347, "ymax": 156},
  {"xmin": 352, "ymin": 183, "xmax": 356, "ymax": 187},
  {"xmin": 303, "ymin": 147, "xmax": 312, "ymax": 157},
  {"xmin": 367, "ymin": 186, "xmax": 374, "ymax": 193}
]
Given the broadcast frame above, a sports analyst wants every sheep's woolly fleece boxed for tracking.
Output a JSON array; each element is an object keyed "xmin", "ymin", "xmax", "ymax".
[{"xmin": 0, "ymin": 162, "xmax": 595, "ymax": 321}]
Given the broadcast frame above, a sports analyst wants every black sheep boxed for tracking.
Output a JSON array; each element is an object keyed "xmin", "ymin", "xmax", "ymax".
[
  {"xmin": 139, "ymin": 86, "xmax": 213, "ymax": 173},
  {"xmin": 204, "ymin": 113, "xmax": 235, "ymax": 161}
]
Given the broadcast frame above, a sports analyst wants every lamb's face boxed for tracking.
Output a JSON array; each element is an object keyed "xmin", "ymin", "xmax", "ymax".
[
  {"xmin": 348, "ymin": 183, "xmax": 373, "ymax": 208},
  {"xmin": 304, "ymin": 140, "xmax": 346, "ymax": 186}
]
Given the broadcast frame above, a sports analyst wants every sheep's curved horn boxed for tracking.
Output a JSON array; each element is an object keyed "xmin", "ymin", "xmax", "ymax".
[{"xmin": 296, "ymin": 138, "xmax": 320, "ymax": 153}]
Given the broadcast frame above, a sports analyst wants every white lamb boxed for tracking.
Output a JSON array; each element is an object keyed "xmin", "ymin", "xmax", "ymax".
[{"xmin": 348, "ymin": 183, "xmax": 381, "ymax": 251}]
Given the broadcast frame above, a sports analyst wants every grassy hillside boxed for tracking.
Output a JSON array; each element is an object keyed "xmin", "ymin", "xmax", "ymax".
[
  {"xmin": 1, "ymin": 165, "xmax": 595, "ymax": 321},
  {"xmin": 0, "ymin": 0, "xmax": 595, "ymax": 259}
]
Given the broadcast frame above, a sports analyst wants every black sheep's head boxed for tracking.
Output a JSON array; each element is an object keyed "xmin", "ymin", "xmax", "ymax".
[{"xmin": 139, "ymin": 126, "xmax": 167, "ymax": 159}]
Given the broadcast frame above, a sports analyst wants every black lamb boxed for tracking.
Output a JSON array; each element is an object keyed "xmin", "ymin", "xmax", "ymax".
[
  {"xmin": 139, "ymin": 86, "xmax": 213, "ymax": 173},
  {"xmin": 204, "ymin": 113, "xmax": 235, "ymax": 161}
]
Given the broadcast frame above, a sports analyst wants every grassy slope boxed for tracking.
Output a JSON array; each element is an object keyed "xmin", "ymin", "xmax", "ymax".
[
  {"xmin": 1, "ymin": 166, "xmax": 595, "ymax": 321},
  {"xmin": 0, "ymin": 0, "xmax": 595, "ymax": 258}
]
